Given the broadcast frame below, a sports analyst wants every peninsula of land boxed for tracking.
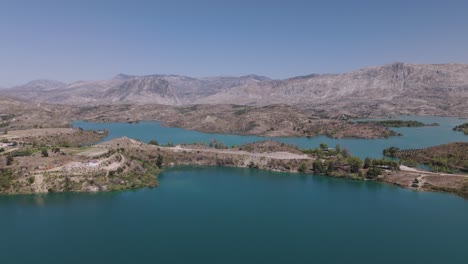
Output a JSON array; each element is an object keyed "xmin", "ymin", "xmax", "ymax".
[{"xmin": 1, "ymin": 129, "xmax": 466, "ymax": 199}]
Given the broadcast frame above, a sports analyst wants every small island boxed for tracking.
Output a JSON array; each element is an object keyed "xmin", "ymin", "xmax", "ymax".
[{"xmin": 453, "ymin": 123, "xmax": 468, "ymax": 135}]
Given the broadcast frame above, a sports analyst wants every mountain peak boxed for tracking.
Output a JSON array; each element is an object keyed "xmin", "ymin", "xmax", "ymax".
[
  {"xmin": 240, "ymin": 74, "xmax": 271, "ymax": 81},
  {"xmin": 16, "ymin": 79, "xmax": 66, "ymax": 90},
  {"xmin": 113, "ymin": 73, "xmax": 137, "ymax": 80}
]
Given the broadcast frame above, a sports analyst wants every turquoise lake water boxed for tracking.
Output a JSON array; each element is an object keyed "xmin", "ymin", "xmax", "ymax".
[
  {"xmin": 75, "ymin": 115, "xmax": 467, "ymax": 159},
  {"xmin": 1, "ymin": 116, "xmax": 467, "ymax": 263}
]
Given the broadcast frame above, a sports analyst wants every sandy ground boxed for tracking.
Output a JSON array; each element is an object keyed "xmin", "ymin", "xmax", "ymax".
[
  {"xmin": 400, "ymin": 165, "xmax": 468, "ymax": 177},
  {"xmin": 77, "ymin": 148, "xmax": 109, "ymax": 158},
  {"xmin": 169, "ymin": 145, "xmax": 312, "ymax": 160},
  {"xmin": 0, "ymin": 128, "xmax": 76, "ymax": 140}
]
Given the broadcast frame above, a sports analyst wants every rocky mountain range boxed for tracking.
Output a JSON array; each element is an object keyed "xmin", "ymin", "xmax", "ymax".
[
  {"xmin": 2, "ymin": 62, "xmax": 467, "ymax": 117},
  {"xmin": 2, "ymin": 74, "xmax": 270, "ymax": 105}
]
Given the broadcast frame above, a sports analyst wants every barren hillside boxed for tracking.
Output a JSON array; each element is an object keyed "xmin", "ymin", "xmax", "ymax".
[{"xmin": 2, "ymin": 62, "xmax": 467, "ymax": 116}]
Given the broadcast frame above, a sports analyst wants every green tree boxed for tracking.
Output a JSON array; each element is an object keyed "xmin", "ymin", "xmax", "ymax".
[
  {"xmin": 342, "ymin": 148, "xmax": 350, "ymax": 158},
  {"xmin": 41, "ymin": 149, "xmax": 49, "ymax": 157},
  {"xmin": 335, "ymin": 144, "xmax": 341, "ymax": 154},
  {"xmin": 0, "ymin": 169, "xmax": 13, "ymax": 189},
  {"xmin": 366, "ymin": 167, "xmax": 382, "ymax": 179},
  {"xmin": 348, "ymin": 156, "xmax": 363, "ymax": 173},
  {"xmin": 363, "ymin": 157, "xmax": 372, "ymax": 169},
  {"xmin": 298, "ymin": 162, "xmax": 308, "ymax": 173},
  {"xmin": 326, "ymin": 161, "xmax": 335, "ymax": 175},
  {"xmin": 6, "ymin": 155, "xmax": 13, "ymax": 165},
  {"xmin": 383, "ymin": 146, "xmax": 400, "ymax": 157},
  {"xmin": 313, "ymin": 160, "xmax": 324, "ymax": 173},
  {"xmin": 149, "ymin": 139, "xmax": 159, "ymax": 146},
  {"xmin": 320, "ymin": 142, "xmax": 328, "ymax": 149},
  {"xmin": 156, "ymin": 154, "xmax": 164, "ymax": 169}
]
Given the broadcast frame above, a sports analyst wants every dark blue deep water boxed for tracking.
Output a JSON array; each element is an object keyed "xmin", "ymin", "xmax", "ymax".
[{"xmin": 1, "ymin": 167, "xmax": 468, "ymax": 264}]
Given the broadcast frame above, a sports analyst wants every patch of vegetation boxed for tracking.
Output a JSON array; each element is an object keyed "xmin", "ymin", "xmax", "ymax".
[
  {"xmin": 52, "ymin": 148, "xmax": 61, "ymax": 153},
  {"xmin": 63, "ymin": 177, "xmax": 73, "ymax": 192},
  {"xmin": 359, "ymin": 120, "xmax": 437, "ymax": 127},
  {"xmin": 308, "ymin": 145, "xmax": 399, "ymax": 180},
  {"xmin": 231, "ymin": 105, "xmax": 245, "ymax": 109},
  {"xmin": 390, "ymin": 143, "xmax": 468, "ymax": 173},
  {"xmin": 156, "ymin": 154, "xmax": 164, "ymax": 168},
  {"xmin": 366, "ymin": 158, "xmax": 399, "ymax": 171},
  {"xmin": 209, "ymin": 139, "xmax": 228, "ymax": 149},
  {"xmin": 312, "ymin": 159, "xmax": 325, "ymax": 174},
  {"xmin": 244, "ymin": 121, "xmax": 258, "ymax": 131},
  {"xmin": 234, "ymin": 108, "xmax": 249, "ymax": 116},
  {"xmin": 298, "ymin": 162, "xmax": 308, "ymax": 173},
  {"xmin": 177, "ymin": 105, "xmax": 199, "ymax": 114},
  {"xmin": 149, "ymin": 139, "xmax": 159, "ymax": 146},
  {"xmin": 41, "ymin": 149, "xmax": 49, "ymax": 157},
  {"xmin": 6, "ymin": 155, "xmax": 14, "ymax": 165},
  {"xmin": 308, "ymin": 145, "xmax": 364, "ymax": 176},
  {"xmin": 301, "ymin": 143, "xmax": 340, "ymax": 158},
  {"xmin": 8, "ymin": 149, "xmax": 33, "ymax": 157},
  {"xmin": 424, "ymin": 181, "xmax": 468, "ymax": 199},
  {"xmin": 383, "ymin": 146, "xmax": 400, "ymax": 157},
  {"xmin": 0, "ymin": 169, "xmax": 14, "ymax": 191},
  {"xmin": 0, "ymin": 114, "xmax": 14, "ymax": 121},
  {"xmin": 366, "ymin": 167, "xmax": 382, "ymax": 179},
  {"xmin": 248, "ymin": 161, "xmax": 259, "ymax": 169},
  {"xmin": 109, "ymin": 162, "xmax": 159, "ymax": 191},
  {"xmin": 58, "ymin": 141, "xmax": 71, "ymax": 148},
  {"xmin": 348, "ymin": 156, "xmax": 363, "ymax": 173},
  {"xmin": 453, "ymin": 123, "xmax": 468, "ymax": 135}
]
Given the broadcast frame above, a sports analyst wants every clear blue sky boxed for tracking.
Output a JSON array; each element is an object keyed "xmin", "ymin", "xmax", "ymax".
[{"xmin": 1, "ymin": 0, "xmax": 468, "ymax": 86}]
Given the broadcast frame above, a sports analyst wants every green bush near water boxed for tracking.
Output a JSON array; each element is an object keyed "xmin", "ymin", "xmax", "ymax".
[{"xmin": 453, "ymin": 123, "xmax": 468, "ymax": 135}]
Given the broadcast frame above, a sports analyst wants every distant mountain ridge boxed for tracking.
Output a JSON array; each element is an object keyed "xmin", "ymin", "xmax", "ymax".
[
  {"xmin": 1, "ymin": 62, "xmax": 467, "ymax": 116},
  {"xmin": 2, "ymin": 74, "xmax": 270, "ymax": 105}
]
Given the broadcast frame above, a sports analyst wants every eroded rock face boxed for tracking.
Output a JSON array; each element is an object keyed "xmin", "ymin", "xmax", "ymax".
[
  {"xmin": 2, "ymin": 62, "xmax": 467, "ymax": 116},
  {"xmin": 1, "ymin": 74, "xmax": 269, "ymax": 106},
  {"xmin": 196, "ymin": 62, "xmax": 468, "ymax": 116}
]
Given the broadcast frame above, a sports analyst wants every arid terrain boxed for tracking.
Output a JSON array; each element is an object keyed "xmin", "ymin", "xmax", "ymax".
[
  {"xmin": 2, "ymin": 62, "xmax": 467, "ymax": 117},
  {"xmin": 383, "ymin": 166, "xmax": 468, "ymax": 199},
  {"xmin": 0, "ymin": 130, "xmax": 314, "ymax": 194},
  {"xmin": 0, "ymin": 97, "xmax": 398, "ymax": 139},
  {"xmin": 0, "ymin": 128, "xmax": 106, "ymax": 147}
]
